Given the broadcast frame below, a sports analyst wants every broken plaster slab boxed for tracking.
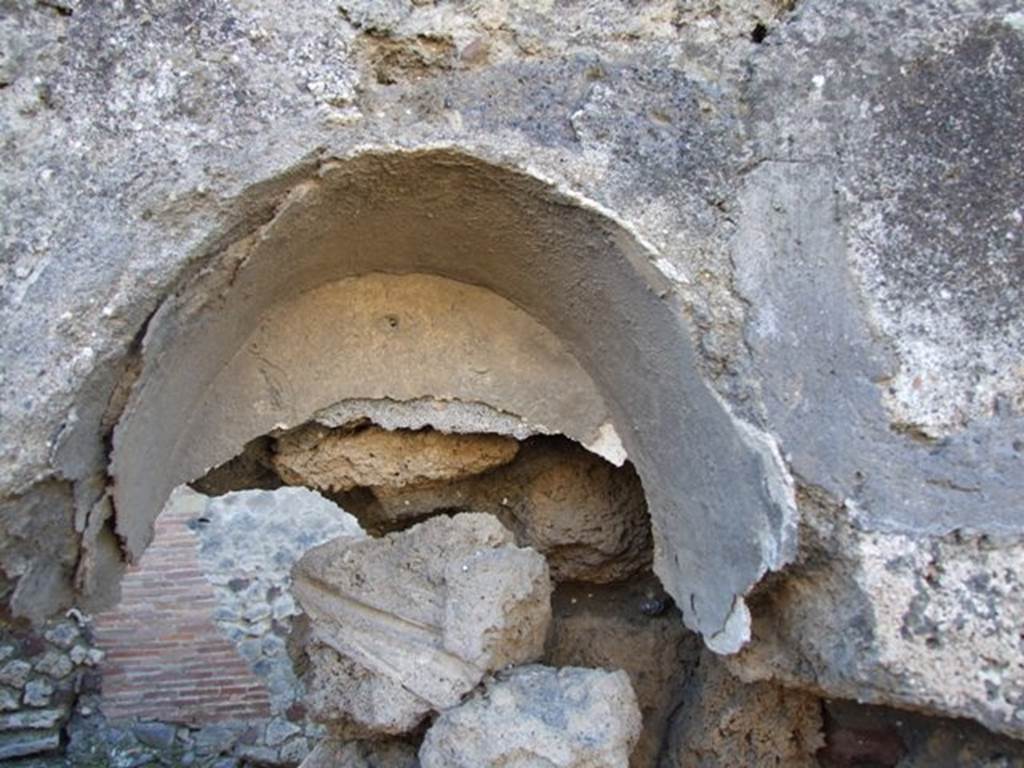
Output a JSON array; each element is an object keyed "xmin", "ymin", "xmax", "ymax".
[
  {"xmin": 314, "ymin": 397, "xmax": 549, "ymax": 441},
  {"xmin": 312, "ymin": 398, "xmax": 628, "ymax": 467}
]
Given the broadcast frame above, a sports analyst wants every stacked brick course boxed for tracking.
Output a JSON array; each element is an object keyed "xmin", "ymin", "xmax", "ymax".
[{"xmin": 93, "ymin": 492, "xmax": 271, "ymax": 723}]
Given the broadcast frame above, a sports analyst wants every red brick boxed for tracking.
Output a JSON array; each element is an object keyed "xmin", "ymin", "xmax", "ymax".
[{"xmin": 94, "ymin": 506, "xmax": 272, "ymax": 724}]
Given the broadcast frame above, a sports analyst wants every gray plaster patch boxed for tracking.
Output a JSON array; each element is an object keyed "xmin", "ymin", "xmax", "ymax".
[
  {"xmin": 734, "ymin": 161, "xmax": 1024, "ymax": 537},
  {"xmin": 846, "ymin": 20, "xmax": 1024, "ymax": 435}
]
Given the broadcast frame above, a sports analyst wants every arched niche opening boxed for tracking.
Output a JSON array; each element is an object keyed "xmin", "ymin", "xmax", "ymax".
[{"xmin": 108, "ymin": 149, "xmax": 795, "ymax": 651}]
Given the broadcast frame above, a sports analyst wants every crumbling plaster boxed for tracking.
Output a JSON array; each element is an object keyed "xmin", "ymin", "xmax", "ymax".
[{"xmin": 107, "ymin": 150, "xmax": 797, "ymax": 657}]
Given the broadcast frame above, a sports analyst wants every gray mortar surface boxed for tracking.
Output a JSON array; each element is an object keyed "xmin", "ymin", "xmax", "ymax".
[
  {"xmin": 313, "ymin": 398, "xmax": 554, "ymax": 445},
  {"xmin": 1, "ymin": 0, "xmax": 1022, "ymax": 738}
]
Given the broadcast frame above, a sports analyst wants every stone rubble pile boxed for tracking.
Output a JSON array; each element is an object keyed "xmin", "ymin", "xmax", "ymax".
[
  {"xmin": 292, "ymin": 511, "xmax": 644, "ymax": 767},
  {"xmin": 273, "ymin": 427, "xmax": 652, "ymax": 584}
]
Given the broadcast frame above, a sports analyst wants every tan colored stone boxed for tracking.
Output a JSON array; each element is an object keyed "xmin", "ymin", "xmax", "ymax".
[
  {"xmin": 273, "ymin": 424, "xmax": 519, "ymax": 492},
  {"xmin": 664, "ymin": 649, "xmax": 823, "ymax": 768},
  {"xmin": 345, "ymin": 437, "xmax": 652, "ymax": 583}
]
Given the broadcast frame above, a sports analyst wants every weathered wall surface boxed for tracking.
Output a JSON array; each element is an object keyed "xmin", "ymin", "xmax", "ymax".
[{"xmin": 1, "ymin": 0, "xmax": 1022, "ymax": 743}]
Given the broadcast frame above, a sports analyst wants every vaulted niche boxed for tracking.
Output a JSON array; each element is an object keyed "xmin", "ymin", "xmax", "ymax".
[{"xmin": 109, "ymin": 150, "xmax": 794, "ymax": 650}]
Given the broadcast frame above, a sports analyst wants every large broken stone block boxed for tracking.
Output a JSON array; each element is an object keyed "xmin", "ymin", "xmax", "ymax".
[
  {"xmin": 728, "ymin": 493, "xmax": 1024, "ymax": 740},
  {"xmin": 292, "ymin": 513, "xmax": 551, "ymax": 736},
  {"xmin": 346, "ymin": 437, "xmax": 652, "ymax": 583},
  {"xmin": 419, "ymin": 665, "xmax": 642, "ymax": 768},
  {"xmin": 273, "ymin": 424, "xmax": 519, "ymax": 492}
]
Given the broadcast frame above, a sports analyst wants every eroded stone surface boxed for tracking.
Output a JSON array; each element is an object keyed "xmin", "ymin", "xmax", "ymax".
[
  {"xmin": 664, "ymin": 649, "xmax": 823, "ymax": 768},
  {"xmin": 419, "ymin": 665, "xmax": 642, "ymax": 768},
  {"xmin": 729, "ymin": 488, "xmax": 1024, "ymax": 740},
  {"xmin": 273, "ymin": 425, "xmax": 519, "ymax": 492},
  {"xmin": 292, "ymin": 513, "xmax": 551, "ymax": 736},
  {"xmin": 344, "ymin": 436, "xmax": 652, "ymax": 583}
]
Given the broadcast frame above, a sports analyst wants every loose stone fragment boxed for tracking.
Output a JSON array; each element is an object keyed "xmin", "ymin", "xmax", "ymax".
[
  {"xmin": 292, "ymin": 513, "xmax": 551, "ymax": 736},
  {"xmin": 419, "ymin": 665, "xmax": 642, "ymax": 768}
]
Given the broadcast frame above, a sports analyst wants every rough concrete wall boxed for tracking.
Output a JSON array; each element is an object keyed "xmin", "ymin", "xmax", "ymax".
[
  {"xmin": 0, "ymin": 0, "xmax": 800, "ymax": 656},
  {"xmin": 1, "ymin": 0, "xmax": 1022, "ymax": 741}
]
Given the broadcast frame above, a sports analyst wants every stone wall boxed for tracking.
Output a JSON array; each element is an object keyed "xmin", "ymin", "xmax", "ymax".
[
  {"xmin": 0, "ymin": 617, "xmax": 101, "ymax": 761},
  {"xmin": 59, "ymin": 486, "xmax": 359, "ymax": 767},
  {"xmin": 94, "ymin": 488, "xmax": 272, "ymax": 723}
]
